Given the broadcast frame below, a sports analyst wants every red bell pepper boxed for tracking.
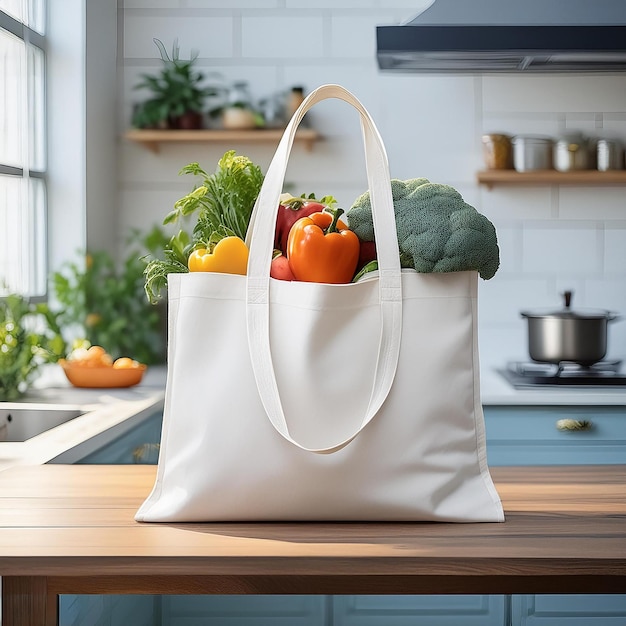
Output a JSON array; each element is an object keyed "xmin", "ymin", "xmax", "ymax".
[{"xmin": 274, "ymin": 196, "xmax": 329, "ymax": 254}]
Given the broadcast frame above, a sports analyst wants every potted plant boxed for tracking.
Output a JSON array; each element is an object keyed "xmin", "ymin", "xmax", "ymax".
[
  {"xmin": 0, "ymin": 295, "xmax": 66, "ymax": 401},
  {"xmin": 52, "ymin": 227, "xmax": 169, "ymax": 365},
  {"xmin": 132, "ymin": 39, "xmax": 224, "ymax": 130}
]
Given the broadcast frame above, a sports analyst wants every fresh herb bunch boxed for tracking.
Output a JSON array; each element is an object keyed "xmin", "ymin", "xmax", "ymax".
[
  {"xmin": 0, "ymin": 295, "xmax": 66, "ymax": 401},
  {"xmin": 165, "ymin": 150, "xmax": 264, "ymax": 242},
  {"xmin": 144, "ymin": 150, "xmax": 264, "ymax": 303},
  {"xmin": 52, "ymin": 228, "xmax": 168, "ymax": 364},
  {"xmin": 143, "ymin": 229, "xmax": 190, "ymax": 304}
]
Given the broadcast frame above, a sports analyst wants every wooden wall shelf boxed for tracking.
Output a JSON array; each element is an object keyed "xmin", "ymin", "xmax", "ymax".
[
  {"xmin": 124, "ymin": 128, "xmax": 320, "ymax": 154},
  {"xmin": 477, "ymin": 169, "xmax": 626, "ymax": 189}
]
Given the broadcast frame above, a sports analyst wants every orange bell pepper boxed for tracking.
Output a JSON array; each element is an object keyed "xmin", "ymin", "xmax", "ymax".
[
  {"xmin": 286, "ymin": 208, "xmax": 360, "ymax": 284},
  {"xmin": 187, "ymin": 236, "xmax": 249, "ymax": 275}
]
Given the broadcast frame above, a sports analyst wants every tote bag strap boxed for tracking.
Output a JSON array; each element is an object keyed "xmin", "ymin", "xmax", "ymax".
[{"xmin": 246, "ymin": 84, "xmax": 402, "ymax": 455}]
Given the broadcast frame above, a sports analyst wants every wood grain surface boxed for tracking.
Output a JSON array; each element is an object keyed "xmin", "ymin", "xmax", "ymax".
[{"xmin": 0, "ymin": 464, "xmax": 625, "ymax": 596}]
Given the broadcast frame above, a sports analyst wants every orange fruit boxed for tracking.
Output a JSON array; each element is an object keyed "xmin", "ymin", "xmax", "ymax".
[
  {"xmin": 84, "ymin": 346, "xmax": 113, "ymax": 367},
  {"xmin": 113, "ymin": 357, "xmax": 140, "ymax": 369}
]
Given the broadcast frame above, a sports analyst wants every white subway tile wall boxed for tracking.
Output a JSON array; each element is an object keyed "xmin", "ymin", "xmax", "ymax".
[{"xmin": 119, "ymin": 0, "xmax": 626, "ymax": 363}]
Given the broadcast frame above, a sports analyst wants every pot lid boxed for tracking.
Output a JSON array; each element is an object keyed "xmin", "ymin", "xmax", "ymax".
[
  {"xmin": 521, "ymin": 308, "xmax": 613, "ymax": 320},
  {"xmin": 520, "ymin": 290, "xmax": 615, "ymax": 320}
]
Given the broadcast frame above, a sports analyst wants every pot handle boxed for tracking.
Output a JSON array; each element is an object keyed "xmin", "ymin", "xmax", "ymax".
[{"xmin": 563, "ymin": 290, "xmax": 573, "ymax": 309}]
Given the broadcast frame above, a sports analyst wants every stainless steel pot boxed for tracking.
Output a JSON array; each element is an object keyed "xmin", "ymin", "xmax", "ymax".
[{"xmin": 520, "ymin": 291, "xmax": 620, "ymax": 366}]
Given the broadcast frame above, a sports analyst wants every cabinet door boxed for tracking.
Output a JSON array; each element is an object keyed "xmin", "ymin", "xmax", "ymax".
[
  {"xmin": 59, "ymin": 595, "xmax": 156, "ymax": 626},
  {"xmin": 512, "ymin": 594, "xmax": 626, "ymax": 625},
  {"xmin": 333, "ymin": 595, "xmax": 506, "ymax": 626},
  {"xmin": 161, "ymin": 595, "xmax": 326, "ymax": 626},
  {"xmin": 483, "ymin": 406, "xmax": 626, "ymax": 466}
]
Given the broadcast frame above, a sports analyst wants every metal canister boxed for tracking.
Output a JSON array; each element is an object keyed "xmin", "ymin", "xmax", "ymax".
[
  {"xmin": 512, "ymin": 135, "xmax": 553, "ymax": 172},
  {"xmin": 554, "ymin": 135, "xmax": 589, "ymax": 172},
  {"xmin": 597, "ymin": 139, "xmax": 623, "ymax": 171}
]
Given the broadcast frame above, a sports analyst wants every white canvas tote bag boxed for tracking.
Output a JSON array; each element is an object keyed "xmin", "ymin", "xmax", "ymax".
[{"xmin": 136, "ymin": 84, "xmax": 504, "ymax": 523}]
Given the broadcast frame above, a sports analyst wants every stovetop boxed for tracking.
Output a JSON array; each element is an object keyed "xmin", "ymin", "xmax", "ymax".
[{"xmin": 498, "ymin": 360, "xmax": 626, "ymax": 388}]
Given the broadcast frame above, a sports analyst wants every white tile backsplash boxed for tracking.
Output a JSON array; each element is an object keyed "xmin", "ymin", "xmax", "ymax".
[
  {"xmin": 522, "ymin": 224, "xmax": 602, "ymax": 276},
  {"xmin": 489, "ymin": 225, "xmax": 521, "ymax": 275},
  {"xmin": 479, "ymin": 187, "xmax": 553, "ymax": 221},
  {"xmin": 483, "ymin": 75, "xmax": 626, "ymax": 114},
  {"xmin": 559, "ymin": 187, "xmax": 626, "ymax": 221},
  {"xmin": 330, "ymin": 15, "xmax": 385, "ymax": 59},
  {"xmin": 241, "ymin": 16, "xmax": 325, "ymax": 58},
  {"xmin": 124, "ymin": 15, "xmax": 234, "ymax": 58},
  {"xmin": 123, "ymin": 0, "xmax": 179, "ymax": 7},
  {"xmin": 478, "ymin": 277, "xmax": 551, "ymax": 326},
  {"xmin": 118, "ymin": 1, "xmax": 626, "ymax": 362},
  {"xmin": 186, "ymin": 0, "xmax": 278, "ymax": 6},
  {"xmin": 287, "ymin": 0, "xmax": 376, "ymax": 6},
  {"xmin": 604, "ymin": 229, "xmax": 626, "ymax": 275}
]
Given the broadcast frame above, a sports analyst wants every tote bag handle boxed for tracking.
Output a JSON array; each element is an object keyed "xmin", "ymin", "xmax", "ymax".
[{"xmin": 246, "ymin": 84, "xmax": 402, "ymax": 455}]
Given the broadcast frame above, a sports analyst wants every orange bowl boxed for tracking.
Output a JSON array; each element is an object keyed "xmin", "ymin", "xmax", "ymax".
[{"xmin": 59, "ymin": 360, "xmax": 147, "ymax": 388}]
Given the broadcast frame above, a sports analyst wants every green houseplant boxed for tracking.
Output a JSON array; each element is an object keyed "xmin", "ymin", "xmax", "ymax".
[
  {"xmin": 52, "ymin": 228, "xmax": 169, "ymax": 365},
  {"xmin": 132, "ymin": 38, "xmax": 224, "ymax": 130},
  {"xmin": 0, "ymin": 295, "xmax": 66, "ymax": 401}
]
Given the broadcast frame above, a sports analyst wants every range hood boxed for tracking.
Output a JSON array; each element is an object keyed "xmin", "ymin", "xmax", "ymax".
[{"xmin": 377, "ymin": 0, "xmax": 626, "ymax": 73}]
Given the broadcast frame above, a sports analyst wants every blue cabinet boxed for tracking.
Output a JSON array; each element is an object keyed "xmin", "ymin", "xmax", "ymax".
[
  {"xmin": 59, "ymin": 594, "xmax": 156, "ymax": 626},
  {"xmin": 484, "ymin": 404, "xmax": 626, "ymax": 626},
  {"xmin": 332, "ymin": 595, "xmax": 506, "ymax": 626},
  {"xmin": 162, "ymin": 595, "xmax": 326, "ymax": 626},
  {"xmin": 512, "ymin": 594, "xmax": 626, "ymax": 626},
  {"xmin": 483, "ymin": 405, "xmax": 626, "ymax": 466}
]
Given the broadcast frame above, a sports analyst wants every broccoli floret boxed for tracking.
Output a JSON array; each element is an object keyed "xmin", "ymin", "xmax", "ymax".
[{"xmin": 347, "ymin": 178, "xmax": 500, "ymax": 280}]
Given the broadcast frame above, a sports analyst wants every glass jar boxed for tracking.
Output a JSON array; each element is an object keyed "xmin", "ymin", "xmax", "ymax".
[
  {"xmin": 481, "ymin": 133, "xmax": 513, "ymax": 170},
  {"xmin": 285, "ymin": 86, "xmax": 305, "ymax": 120},
  {"xmin": 553, "ymin": 134, "xmax": 589, "ymax": 172},
  {"xmin": 228, "ymin": 81, "xmax": 253, "ymax": 108},
  {"xmin": 597, "ymin": 139, "xmax": 623, "ymax": 171},
  {"xmin": 222, "ymin": 81, "xmax": 257, "ymax": 129}
]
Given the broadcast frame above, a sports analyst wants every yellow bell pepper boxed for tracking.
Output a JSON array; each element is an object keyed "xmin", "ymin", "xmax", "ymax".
[{"xmin": 187, "ymin": 236, "xmax": 249, "ymax": 275}]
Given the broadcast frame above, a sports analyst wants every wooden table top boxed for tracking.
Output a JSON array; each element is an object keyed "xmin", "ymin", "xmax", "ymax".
[{"xmin": 0, "ymin": 464, "xmax": 625, "ymax": 595}]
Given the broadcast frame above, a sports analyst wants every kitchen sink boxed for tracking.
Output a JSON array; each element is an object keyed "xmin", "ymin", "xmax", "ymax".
[{"xmin": 0, "ymin": 405, "xmax": 84, "ymax": 442}]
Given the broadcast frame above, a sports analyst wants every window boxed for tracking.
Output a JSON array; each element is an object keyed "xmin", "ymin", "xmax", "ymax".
[{"xmin": 0, "ymin": 0, "xmax": 46, "ymax": 298}]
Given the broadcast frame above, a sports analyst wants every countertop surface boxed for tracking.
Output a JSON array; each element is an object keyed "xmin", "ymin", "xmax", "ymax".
[
  {"xmin": 0, "ymin": 464, "xmax": 625, "ymax": 595},
  {"xmin": 0, "ymin": 366, "xmax": 166, "ymax": 472}
]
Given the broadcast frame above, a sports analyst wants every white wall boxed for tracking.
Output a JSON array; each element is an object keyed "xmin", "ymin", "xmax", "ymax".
[
  {"xmin": 47, "ymin": 0, "xmax": 86, "ymax": 274},
  {"xmin": 116, "ymin": 0, "xmax": 626, "ymax": 364},
  {"xmin": 47, "ymin": 0, "xmax": 119, "ymax": 287},
  {"xmin": 86, "ymin": 0, "xmax": 119, "ymax": 253}
]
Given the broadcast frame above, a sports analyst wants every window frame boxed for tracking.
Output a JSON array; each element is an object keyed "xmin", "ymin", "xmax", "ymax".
[{"xmin": 0, "ymin": 6, "xmax": 47, "ymax": 302}]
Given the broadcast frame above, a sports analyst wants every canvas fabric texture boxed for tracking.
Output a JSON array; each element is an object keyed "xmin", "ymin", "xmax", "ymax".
[{"xmin": 136, "ymin": 84, "xmax": 504, "ymax": 523}]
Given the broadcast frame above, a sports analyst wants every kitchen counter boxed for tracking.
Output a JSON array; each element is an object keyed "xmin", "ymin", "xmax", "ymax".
[
  {"xmin": 1, "ymin": 353, "xmax": 623, "ymax": 475},
  {"xmin": 479, "ymin": 365, "xmax": 626, "ymax": 405},
  {"xmin": 1, "ymin": 464, "xmax": 625, "ymax": 625},
  {"xmin": 0, "ymin": 366, "xmax": 166, "ymax": 472}
]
